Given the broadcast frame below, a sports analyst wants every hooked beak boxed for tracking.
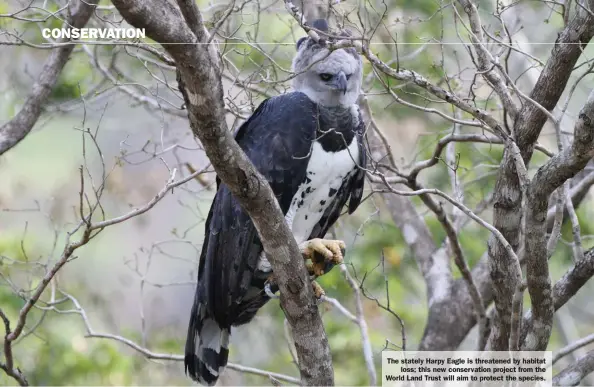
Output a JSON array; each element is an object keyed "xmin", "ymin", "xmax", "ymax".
[{"xmin": 331, "ymin": 71, "xmax": 348, "ymax": 95}]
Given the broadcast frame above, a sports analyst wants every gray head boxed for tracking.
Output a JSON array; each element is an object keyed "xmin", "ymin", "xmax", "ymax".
[{"xmin": 291, "ymin": 20, "xmax": 362, "ymax": 108}]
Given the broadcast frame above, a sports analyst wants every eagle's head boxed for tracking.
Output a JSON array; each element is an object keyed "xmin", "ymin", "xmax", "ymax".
[{"xmin": 291, "ymin": 19, "xmax": 362, "ymax": 108}]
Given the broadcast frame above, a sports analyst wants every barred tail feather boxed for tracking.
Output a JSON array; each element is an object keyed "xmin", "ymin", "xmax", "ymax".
[{"xmin": 185, "ymin": 303, "xmax": 230, "ymax": 386}]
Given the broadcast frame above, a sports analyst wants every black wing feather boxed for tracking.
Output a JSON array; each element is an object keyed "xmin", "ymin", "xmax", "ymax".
[
  {"xmin": 199, "ymin": 92, "xmax": 318, "ymax": 327},
  {"xmin": 186, "ymin": 94, "xmax": 367, "ymax": 386}
]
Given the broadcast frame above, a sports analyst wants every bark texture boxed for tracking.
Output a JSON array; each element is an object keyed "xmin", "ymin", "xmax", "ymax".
[
  {"xmin": 487, "ymin": 4, "xmax": 594, "ymax": 350},
  {"xmin": 109, "ymin": 0, "xmax": 334, "ymax": 384},
  {"xmin": 0, "ymin": 0, "xmax": 99, "ymax": 155}
]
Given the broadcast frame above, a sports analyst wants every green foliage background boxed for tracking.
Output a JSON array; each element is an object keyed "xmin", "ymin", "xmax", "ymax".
[{"xmin": 1, "ymin": 0, "xmax": 593, "ymax": 385}]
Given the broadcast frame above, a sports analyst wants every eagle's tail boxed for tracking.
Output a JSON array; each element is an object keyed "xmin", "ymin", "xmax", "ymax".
[{"xmin": 185, "ymin": 302, "xmax": 230, "ymax": 386}]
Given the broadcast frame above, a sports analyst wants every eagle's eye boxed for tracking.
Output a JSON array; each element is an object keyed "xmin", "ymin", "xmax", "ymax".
[
  {"xmin": 346, "ymin": 74, "xmax": 352, "ymax": 80},
  {"xmin": 319, "ymin": 73, "xmax": 333, "ymax": 81}
]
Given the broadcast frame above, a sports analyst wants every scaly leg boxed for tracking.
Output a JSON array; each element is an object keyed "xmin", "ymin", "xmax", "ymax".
[{"xmin": 264, "ymin": 274, "xmax": 279, "ymax": 299}]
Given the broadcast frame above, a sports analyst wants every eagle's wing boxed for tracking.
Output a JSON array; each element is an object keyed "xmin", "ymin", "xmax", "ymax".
[
  {"xmin": 185, "ymin": 92, "xmax": 318, "ymax": 385},
  {"xmin": 308, "ymin": 110, "xmax": 367, "ymax": 240},
  {"xmin": 203, "ymin": 92, "xmax": 318, "ymax": 324}
]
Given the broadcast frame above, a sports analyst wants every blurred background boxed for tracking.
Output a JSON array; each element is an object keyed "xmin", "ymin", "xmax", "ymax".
[{"xmin": 1, "ymin": 0, "xmax": 594, "ymax": 385}]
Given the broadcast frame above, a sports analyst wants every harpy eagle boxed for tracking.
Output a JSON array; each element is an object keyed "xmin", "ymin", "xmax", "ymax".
[{"xmin": 185, "ymin": 20, "xmax": 367, "ymax": 385}]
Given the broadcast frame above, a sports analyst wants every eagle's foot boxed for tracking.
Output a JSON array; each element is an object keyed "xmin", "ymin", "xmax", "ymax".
[
  {"xmin": 312, "ymin": 280, "xmax": 325, "ymax": 299},
  {"xmin": 264, "ymin": 275, "xmax": 279, "ymax": 299},
  {"xmin": 299, "ymin": 238, "xmax": 345, "ymax": 277}
]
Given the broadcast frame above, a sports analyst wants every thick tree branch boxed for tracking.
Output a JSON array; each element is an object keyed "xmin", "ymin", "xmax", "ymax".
[
  {"xmin": 515, "ymin": 4, "xmax": 594, "ymax": 155},
  {"xmin": 546, "ymin": 168, "xmax": 594, "ymax": 231},
  {"xmin": 554, "ymin": 333, "xmax": 594, "ymax": 365},
  {"xmin": 175, "ymin": 0, "xmax": 204, "ymax": 37},
  {"xmin": 522, "ymin": 90, "xmax": 594, "ymax": 350},
  {"xmin": 487, "ymin": 3, "xmax": 594, "ymax": 350},
  {"xmin": 0, "ymin": 0, "xmax": 99, "ymax": 155},
  {"xmin": 553, "ymin": 350, "xmax": 594, "ymax": 386},
  {"xmin": 109, "ymin": 0, "xmax": 334, "ymax": 384},
  {"xmin": 0, "ymin": 308, "xmax": 28, "ymax": 386},
  {"xmin": 551, "ymin": 248, "xmax": 594, "ymax": 313},
  {"xmin": 521, "ymin": 246, "xmax": 594, "ymax": 351}
]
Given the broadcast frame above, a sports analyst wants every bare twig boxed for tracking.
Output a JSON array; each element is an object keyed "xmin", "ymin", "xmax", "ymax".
[
  {"xmin": 0, "ymin": 0, "xmax": 99, "ymax": 155},
  {"xmin": 456, "ymin": 0, "xmax": 519, "ymax": 120},
  {"xmin": 553, "ymin": 333, "xmax": 594, "ymax": 365},
  {"xmin": 553, "ymin": 350, "xmax": 594, "ymax": 386},
  {"xmin": 340, "ymin": 265, "xmax": 376, "ymax": 386},
  {"xmin": 62, "ymin": 291, "xmax": 301, "ymax": 385},
  {"xmin": 110, "ymin": 1, "xmax": 335, "ymax": 383}
]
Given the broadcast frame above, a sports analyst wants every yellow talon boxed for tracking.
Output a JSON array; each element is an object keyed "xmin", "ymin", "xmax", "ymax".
[
  {"xmin": 312, "ymin": 281, "xmax": 325, "ymax": 299},
  {"xmin": 299, "ymin": 238, "xmax": 345, "ymax": 269}
]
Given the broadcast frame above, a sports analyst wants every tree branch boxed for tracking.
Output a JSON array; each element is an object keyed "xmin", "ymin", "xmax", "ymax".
[
  {"xmin": 109, "ymin": 0, "xmax": 334, "ymax": 384},
  {"xmin": 0, "ymin": 308, "xmax": 28, "ymax": 386},
  {"xmin": 553, "ymin": 350, "xmax": 594, "ymax": 386},
  {"xmin": 55, "ymin": 291, "xmax": 302, "ymax": 385},
  {"xmin": 554, "ymin": 333, "xmax": 594, "ymax": 365},
  {"xmin": 522, "ymin": 247, "xmax": 594, "ymax": 350},
  {"xmin": 456, "ymin": 0, "xmax": 519, "ymax": 120},
  {"xmin": 522, "ymin": 89, "xmax": 594, "ymax": 350},
  {"xmin": 0, "ymin": 0, "xmax": 99, "ymax": 155},
  {"xmin": 361, "ymin": 95, "xmax": 494, "ymax": 351},
  {"xmin": 546, "ymin": 168, "xmax": 594, "ymax": 231},
  {"xmin": 487, "ymin": 2, "xmax": 594, "ymax": 350}
]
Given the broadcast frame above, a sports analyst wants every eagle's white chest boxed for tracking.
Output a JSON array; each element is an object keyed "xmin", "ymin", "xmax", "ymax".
[
  {"xmin": 255, "ymin": 105, "xmax": 362, "ymax": 274},
  {"xmin": 286, "ymin": 137, "xmax": 359, "ymax": 243}
]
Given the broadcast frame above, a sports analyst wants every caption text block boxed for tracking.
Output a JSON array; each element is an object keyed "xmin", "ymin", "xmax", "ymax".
[{"xmin": 382, "ymin": 351, "xmax": 552, "ymax": 386}]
